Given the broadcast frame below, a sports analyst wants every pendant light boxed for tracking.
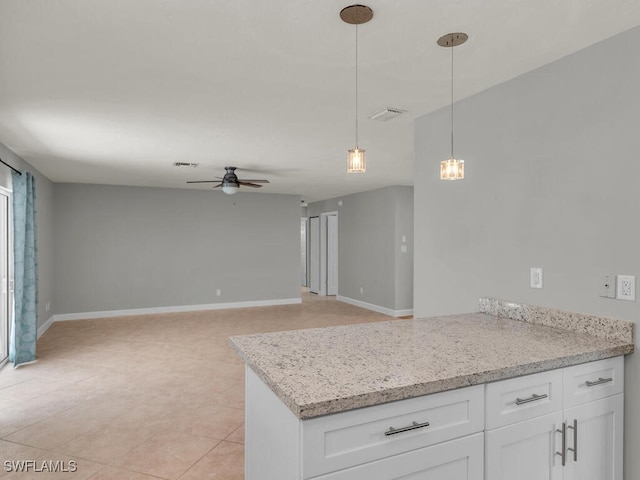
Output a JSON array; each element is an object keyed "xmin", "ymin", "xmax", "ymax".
[
  {"xmin": 341, "ymin": 5, "xmax": 373, "ymax": 174},
  {"xmin": 437, "ymin": 32, "xmax": 468, "ymax": 180}
]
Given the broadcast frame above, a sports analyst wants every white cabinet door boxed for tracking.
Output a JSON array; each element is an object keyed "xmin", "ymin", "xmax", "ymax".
[
  {"xmin": 316, "ymin": 433, "xmax": 483, "ymax": 480},
  {"xmin": 563, "ymin": 394, "xmax": 623, "ymax": 480},
  {"xmin": 486, "ymin": 412, "xmax": 563, "ymax": 480}
]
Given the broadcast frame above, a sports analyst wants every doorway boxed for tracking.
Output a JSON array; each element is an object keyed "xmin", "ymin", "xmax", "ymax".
[
  {"xmin": 308, "ymin": 212, "xmax": 338, "ymax": 296},
  {"xmin": 320, "ymin": 211, "xmax": 338, "ymax": 296},
  {"xmin": 325, "ymin": 214, "xmax": 338, "ymax": 295},
  {"xmin": 0, "ymin": 189, "xmax": 10, "ymax": 366},
  {"xmin": 300, "ymin": 217, "xmax": 307, "ymax": 287},
  {"xmin": 309, "ymin": 216, "xmax": 320, "ymax": 294}
]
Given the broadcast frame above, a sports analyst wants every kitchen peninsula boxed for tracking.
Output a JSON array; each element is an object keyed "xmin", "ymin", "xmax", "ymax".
[{"xmin": 230, "ymin": 299, "xmax": 634, "ymax": 480}]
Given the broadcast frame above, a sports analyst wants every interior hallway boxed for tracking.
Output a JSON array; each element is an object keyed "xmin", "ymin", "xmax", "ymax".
[{"xmin": 0, "ymin": 293, "xmax": 394, "ymax": 479}]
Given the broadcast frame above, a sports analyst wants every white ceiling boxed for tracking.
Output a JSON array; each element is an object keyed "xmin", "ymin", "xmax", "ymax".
[{"xmin": 0, "ymin": 1, "xmax": 639, "ymax": 202}]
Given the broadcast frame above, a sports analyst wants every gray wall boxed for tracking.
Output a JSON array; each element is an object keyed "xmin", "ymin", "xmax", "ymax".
[
  {"xmin": 53, "ymin": 184, "xmax": 301, "ymax": 314},
  {"xmin": 393, "ymin": 188, "xmax": 414, "ymax": 311},
  {"xmin": 414, "ymin": 26, "xmax": 639, "ymax": 478},
  {"xmin": 0, "ymin": 142, "xmax": 54, "ymax": 329},
  {"xmin": 309, "ymin": 186, "xmax": 413, "ymax": 311}
]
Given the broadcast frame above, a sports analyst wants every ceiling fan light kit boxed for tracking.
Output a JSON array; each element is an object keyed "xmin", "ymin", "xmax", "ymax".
[
  {"xmin": 438, "ymin": 32, "xmax": 468, "ymax": 181},
  {"xmin": 341, "ymin": 4, "xmax": 372, "ymax": 174}
]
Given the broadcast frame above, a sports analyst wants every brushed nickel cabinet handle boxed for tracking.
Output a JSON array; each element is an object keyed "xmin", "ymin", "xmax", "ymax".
[
  {"xmin": 585, "ymin": 377, "xmax": 613, "ymax": 387},
  {"xmin": 515, "ymin": 393, "xmax": 548, "ymax": 405},
  {"xmin": 556, "ymin": 422, "xmax": 567, "ymax": 466},
  {"xmin": 385, "ymin": 420, "xmax": 430, "ymax": 436},
  {"xmin": 567, "ymin": 419, "xmax": 578, "ymax": 462}
]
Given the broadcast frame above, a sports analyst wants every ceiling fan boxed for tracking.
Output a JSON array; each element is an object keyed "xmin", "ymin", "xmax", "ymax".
[{"xmin": 187, "ymin": 166, "xmax": 270, "ymax": 195}]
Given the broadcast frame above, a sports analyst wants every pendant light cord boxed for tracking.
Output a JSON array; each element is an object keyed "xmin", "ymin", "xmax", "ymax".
[
  {"xmin": 355, "ymin": 24, "xmax": 359, "ymax": 149},
  {"xmin": 450, "ymin": 40, "xmax": 454, "ymax": 159}
]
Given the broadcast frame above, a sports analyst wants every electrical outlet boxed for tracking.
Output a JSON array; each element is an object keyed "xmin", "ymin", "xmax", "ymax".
[
  {"xmin": 360, "ymin": 287, "xmax": 364, "ymax": 294},
  {"xmin": 599, "ymin": 274, "xmax": 616, "ymax": 299},
  {"xmin": 216, "ymin": 289, "xmax": 221, "ymax": 297},
  {"xmin": 530, "ymin": 268, "xmax": 543, "ymax": 289},
  {"xmin": 616, "ymin": 275, "xmax": 635, "ymax": 301}
]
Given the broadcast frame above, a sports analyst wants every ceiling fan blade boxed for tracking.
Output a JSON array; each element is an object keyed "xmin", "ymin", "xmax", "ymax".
[
  {"xmin": 237, "ymin": 179, "xmax": 270, "ymax": 183},
  {"xmin": 238, "ymin": 181, "xmax": 263, "ymax": 188},
  {"xmin": 212, "ymin": 183, "xmax": 223, "ymax": 188},
  {"xmin": 187, "ymin": 180, "xmax": 220, "ymax": 183}
]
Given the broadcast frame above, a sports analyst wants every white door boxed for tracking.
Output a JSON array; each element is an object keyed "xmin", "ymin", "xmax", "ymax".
[
  {"xmin": 0, "ymin": 191, "xmax": 9, "ymax": 365},
  {"xmin": 309, "ymin": 217, "xmax": 320, "ymax": 294},
  {"xmin": 326, "ymin": 215, "xmax": 338, "ymax": 296},
  {"xmin": 300, "ymin": 218, "xmax": 307, "ymax": 287},
  {"xmin": 563, "ymin": 394, "xmax": 623, "ymax": 480},
  {"xmin": 486, "ymin": 412, "xmax": 563, "ymax": 480}
]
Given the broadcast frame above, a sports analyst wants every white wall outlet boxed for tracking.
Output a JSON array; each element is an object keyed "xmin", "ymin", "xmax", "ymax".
[
  {"xmin": 216, "ymin": 289, "xmax": 221, "ymax": 297},
  {"xmin": 530, "ymin": 268, "xmax": 543, "ymax": 288},
  {"xmin": 45, "ymin": 302, "xmax": 50, "ymax": 312},
  {"xmin": 599, "ymin": 274, "xmax": 616, "ymax": 299},
  {"xmin": 401, "ymin": 235, "xmax": 406, "ymax": 243},
  {"xmin": 616, "ymin": 275, "xmax": 635, "ymax": 301},
  {"xmin": 360, "ymin": 287, "xmax": 364, "ymax": 294}
]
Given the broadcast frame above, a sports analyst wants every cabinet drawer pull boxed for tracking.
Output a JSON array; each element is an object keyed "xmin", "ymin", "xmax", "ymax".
[
  {"xmin": 515, "ymin": 393, "xmax": 548, "ymax": 405},
  {"xmin": 585, "ymin": 377, "xmax": 613, "ymax": 387},
  {"xmin": 567, "ymin": 419, "xmax": 577, "ymax": 462},
  {"xmin": 556, "ymin": 422, "xmax": 567, "ymax": 466},
  {"xmin": 384, "ymin": 420, "xmax": 430, "ymax": 436}
]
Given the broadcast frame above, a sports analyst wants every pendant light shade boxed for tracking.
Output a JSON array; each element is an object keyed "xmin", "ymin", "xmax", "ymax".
[
  {"xmin": 440, "ymin": 158, "xmax": 464, "ymax": 180},
  {"xmin": 347, "ymin": 148, "xmax": 366, "ymax": 173},
  {"xmin": 437, "ymin": 32, "xmax": 468, "ymax": 181},
  {"xmin": 341, "ymin": 5, "xmax": 372, "ymax": 174}
]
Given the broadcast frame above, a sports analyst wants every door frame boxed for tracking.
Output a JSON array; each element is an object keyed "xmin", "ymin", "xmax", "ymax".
[
  {"xmin": 319, "ymin": 211, "xmax": 338, "ymax": 297},
  {"xmin": 0, "ymin": 185, "xmax": 12, "ymax": 367}
]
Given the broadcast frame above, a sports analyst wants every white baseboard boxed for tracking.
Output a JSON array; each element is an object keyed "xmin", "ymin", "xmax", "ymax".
[
  {"xmin": 337, "ymin": 296, "xmax": 413, "ymax": 318},
  {"xmin": 51, "ymin": 297, "xmax": 302, "ymax": 323},
  {"xmin": 37, "ymin": 315, "xmax": 56, "ymax": 338}
]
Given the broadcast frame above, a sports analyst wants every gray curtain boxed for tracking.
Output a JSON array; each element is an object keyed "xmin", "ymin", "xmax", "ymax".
[{"xmin": 9, "ymin": 171, "xmax": 38, "ymax": 367}]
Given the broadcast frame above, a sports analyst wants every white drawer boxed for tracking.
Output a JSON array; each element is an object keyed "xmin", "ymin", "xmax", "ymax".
[
  {"xmin": 486, "ymin": 369, "xmax": 563, "ymax": 429},
  {"xmin": 563, "ymin": 356, "xmax": 624, "ymax": 408},
  {"xmin": 314, "ymin": 432, "xmax": 484, "ymax": 480},
  {"xmin": 301, "ymin": 384, "xmax": 484, "ymax": 479}
]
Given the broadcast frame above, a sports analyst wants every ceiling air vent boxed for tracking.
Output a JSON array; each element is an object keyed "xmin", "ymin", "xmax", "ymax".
[
  {"xmin": 368, "ymin": 108, "xmax": 407, "ymax": 121},
  {"xmin": 174, "ymin": 162, "xmax": 199, "ymax": 168}
]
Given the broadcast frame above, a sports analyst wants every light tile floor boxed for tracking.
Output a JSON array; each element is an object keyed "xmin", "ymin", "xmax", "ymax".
[{"xmin": 0, "ymin": 293, "xmax": 393, "ymax": 479}]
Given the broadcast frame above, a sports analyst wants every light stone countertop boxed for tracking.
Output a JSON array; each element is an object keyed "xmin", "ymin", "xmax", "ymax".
[{"xmin": 230, "ymin": 307, "xmax": 634, "ymax": 419}]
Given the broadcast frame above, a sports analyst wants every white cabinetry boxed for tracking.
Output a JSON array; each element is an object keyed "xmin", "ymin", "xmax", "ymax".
[
  {"xmin": 562, "ymin": 357, "xmax": 624, "ymax": 480},
  {"xmin": 315, "ymin": 433, "xmax": 483, "ymax": 480},
  {"xmin": 246, "ymin": 367, "xmax": 484, "ymax": 480},
  {"xmin": 245, "ymin": 356, "xmax": 624, "ymax": 480},
  {"xmin": 486, "ymin": 412, "xmax": 563, "ymax": 480},
  {"xmin": 485, "ymin": 357, "xmax": 623, "ymax": 480}
]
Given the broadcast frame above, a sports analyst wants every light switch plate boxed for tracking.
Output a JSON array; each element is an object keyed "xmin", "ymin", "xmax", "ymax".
[{"xmin": 599, "ymin": 274, "xmax": 616, "ymax": 299}]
